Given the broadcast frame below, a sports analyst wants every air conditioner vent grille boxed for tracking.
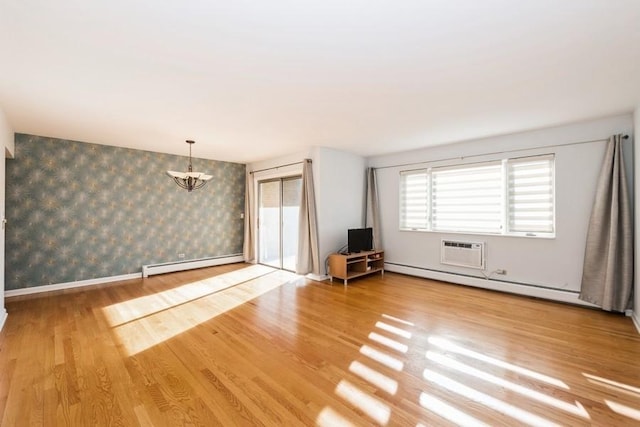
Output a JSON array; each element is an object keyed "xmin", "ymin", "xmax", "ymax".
[{"xmin": 441, "ymin": 240, "xmax": 485, "ymax": 270}]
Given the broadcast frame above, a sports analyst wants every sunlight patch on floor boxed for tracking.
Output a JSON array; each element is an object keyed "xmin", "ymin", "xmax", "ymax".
[
  {"xmin": 335, "ymin": 380, "xmax": 391, "ymax": 425},
  {"xmin": 107, "ymin": 268, "xmax": 297, "ymax": 356},
  {"xmin": 316, "ymin": 406, "xmax": 355, "ymax": 427},
  {"xmin": 326, "ymin": 313, "xmax": 414, "ymax": 425},
  {"xmin": 375, "ymin": 321, "xmax": 412, "ymax": 339},
  {"xmin": 382, "ymin": 313, "xmax": 414, "ymax": 326},
  {"xmin": 605, "ymin": 400, "xmax": 640, "ymax": 421},
  {"xmin": 368, "ymin": 332, "xmax": 408, "ymax": 353},
  {"xmin": 349, "ymin": 361, "xmax": 398, "ymax": 395},
  {"xmin": 583, "ymin": 373, "xmax": 640, "ymax": 396},
  {"xmin": 428, "ymin": 336, "xmax": 569, "ymax": 389},
  {"xmin": 423, "ymin": 369, "xmax": 559, "ymax": 427},
  {"xmin": 419, "ymin": 392, "xmax": 490, "ymax": 427},
  {"xmin": 103, "ymin": 264, "xmax": 277, "ymax": 326},
  {"xmin": 360, "ymin": 345, "xmax": 404, "ymax": 372},
  {"xmin": 426, "ymin": 351, "xmax": 589, "ymax": 418}
]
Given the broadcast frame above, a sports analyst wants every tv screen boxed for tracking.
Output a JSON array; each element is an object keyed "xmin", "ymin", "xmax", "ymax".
[{"xmin": 348, "ymin": 227, "xmax": 373, "ymax": 253}]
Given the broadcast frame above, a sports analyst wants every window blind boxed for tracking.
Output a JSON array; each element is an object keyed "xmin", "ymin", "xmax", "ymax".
[
  {"xmin": 507, "ymin": 155, "xmax": 555, "ymax": 234},
  {"xmin": 399, "ymin": 154, "xmax": 555, "ymax": 237},
  {"xmin": 400, "ymin": 170, "xmax": 429, "ymax": 230},
  {"xmin": 431, "ymin": 162, "xmax": 503, "ymax": 233}
]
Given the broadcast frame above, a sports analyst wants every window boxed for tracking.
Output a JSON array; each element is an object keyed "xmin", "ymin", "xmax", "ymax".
[
  {"xmin": 400, "ymin": 170, "xmax": 429, "ymax": 230},
  {"xmin": 400, "ymin": 154, "xmax": 555, "ymax": 237},
  {"xmin": 507, "ymin": 155, "xmax": 554, "ymax": 234},
  {"xmin": 432, "ymin": 162, "xmax": 503, "ymax": 234}
]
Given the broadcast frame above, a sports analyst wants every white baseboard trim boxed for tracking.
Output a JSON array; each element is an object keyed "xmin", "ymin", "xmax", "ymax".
[
  {"xmin": 5, "ymin": 273, "xmax": 142, "ymax": 298},
  {"xmin": 0, "ymin": 308, "xmax": 7, "ymax": 332},
  {"xmin": 385, "ymin": 263, "xmax": 598, "ymax": 307},
  {"xmin": 631, "ymin": 311, "xmax": 640, "ymax": 335},
  {"xmin": 143, "ymin": 254, "xmax": 244, "ymax": 277},
  {"xmin": 306, "ymin": 273, "xmax": 329, "ymax": 282},
  {"xmin": 6, "ymin": 255, "xmax": 247, "ymax": 298}
]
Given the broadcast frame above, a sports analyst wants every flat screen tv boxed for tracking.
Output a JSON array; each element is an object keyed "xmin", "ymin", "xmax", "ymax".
[{"xmin": 348, "ymin": 227, "xmax": 373, "ymax": 253}]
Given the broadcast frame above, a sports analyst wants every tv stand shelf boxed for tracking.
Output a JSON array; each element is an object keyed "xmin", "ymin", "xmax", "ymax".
[{"xmin": 328, "ymin": 250, "xmax": 384, "ymax": 285}]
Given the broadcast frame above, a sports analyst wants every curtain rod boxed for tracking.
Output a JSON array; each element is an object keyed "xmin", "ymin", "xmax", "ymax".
[
  {"xmin": 249, "ymin": 159, "xmax": 310, "ymax": 175},
  {"xmin": 373, "ymin": 134, "xmax": 629, "ymax": 171}
]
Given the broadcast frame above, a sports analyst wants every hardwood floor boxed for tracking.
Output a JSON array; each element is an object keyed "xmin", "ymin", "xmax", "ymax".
[{"xmin": 1, "ymin": 263, "xmax": 639, "ymax": 426}]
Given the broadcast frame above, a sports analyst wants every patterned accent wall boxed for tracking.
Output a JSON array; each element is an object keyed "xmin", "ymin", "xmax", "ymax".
[{"xmin": 5, "ymin": 134, "xmax": 246, "ymax": 290}]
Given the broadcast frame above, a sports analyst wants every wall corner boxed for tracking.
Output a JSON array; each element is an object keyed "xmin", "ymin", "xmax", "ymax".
[
  {"xmin": 631, "ymin": 310, "xmax": 640, "ymax": 335},
  {"xmin": 634, "ymin": 106, "xmax": 640, "ymax": 330},
  {"xmin": 0, "ymin": 108, "xmax": 14, "ymax": 157}
]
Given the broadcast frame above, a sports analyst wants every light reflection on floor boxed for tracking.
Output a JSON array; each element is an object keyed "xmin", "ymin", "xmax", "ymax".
[
  {"xmin": 586, "ymin": 373, "xmax": 640, "ymax": 422},
  {"xmin": 604, "ymin": 400, "xmax": 640, "ymax": 421},
  {"xmin": 94, "ymin": 269, "xmax": 640, "ymax": 426},
  {"xmin": 335, "ymin": 379, "xmax": 391, "ymax": 425},
  {"xmin": 314, "ymin": 312, "xmax": 614, "ymax": 426},
  {"xmin": 583, "ymin": 373, "xmax": 640, "ymax": 396},
  {"xmin": 418, "ymin": 392, "xmax": 489, "ymax": 427},
  {"xmin": 103, "ymin": 264, "xmax": 276, "ymax": 326},
  {"xmin": 103, "ymin": 265, "xmax": 298, "ymax": 356},
  {"xmin": 425, "ymin": 351, "xmax": 589, "ymax": 417},
  {"xmin": 348, "ymin": 360, "xmax": 398, "ymax": 395},
  {"xmin": 359, "ymin": 345, "xmax": 404, "ymax": 372},
  {"xmin": 367, "ymin": 332, "xmax": 408, "ymax": 353},
  {"xmin": 316, "ymin": 406, "xmax": 355, "ymax": 427},
  {"xmin": 422, "ymin": 368, "xmax": 559, "ymax": 426}
]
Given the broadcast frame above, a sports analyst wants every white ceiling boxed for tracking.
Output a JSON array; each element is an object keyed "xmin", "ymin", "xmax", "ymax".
[{"xmin": 1, "ymin": 0, "xmax": 639, "ymax": 164}]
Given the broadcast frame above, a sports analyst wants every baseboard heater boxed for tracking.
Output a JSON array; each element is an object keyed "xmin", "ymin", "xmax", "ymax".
[
  {"xmin": 142, "ymin": 254, "xmax": 244, "ymax": 278},
  {"xmin": 383, "ymin": 261, "xmax": 593, "ymax": 308}
]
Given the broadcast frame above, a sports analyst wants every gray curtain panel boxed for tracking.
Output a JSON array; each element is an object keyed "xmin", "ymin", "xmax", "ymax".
[
  {"xmin": 366, "ymin": 167, "xmax": 383, "ymax": 250},
  {"xmin": 296, "ymin": 159, "xmax": 321, "ymax": 275},
  {"xmin": 580, "ymin": 134, "xmax": 633, "ymax": 312},
  {"xmin": 243, "ymin": 171, "xmax": 256, "ymax": 263}
]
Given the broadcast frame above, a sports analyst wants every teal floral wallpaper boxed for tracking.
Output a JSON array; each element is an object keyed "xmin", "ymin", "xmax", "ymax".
[{"xmin": 5, "ymin": 134, "xmax": 245, "ymax": 291}]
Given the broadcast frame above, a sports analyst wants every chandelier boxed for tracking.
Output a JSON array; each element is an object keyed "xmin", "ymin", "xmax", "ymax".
[{"xmin": 166, "ymin": 140, "xmax": 213, "ymax": 192}]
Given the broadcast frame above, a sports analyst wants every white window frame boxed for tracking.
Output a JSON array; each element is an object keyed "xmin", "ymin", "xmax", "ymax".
[{"xmin": 399, "ymin": 154, "xmax": 555, "ymax": 238}]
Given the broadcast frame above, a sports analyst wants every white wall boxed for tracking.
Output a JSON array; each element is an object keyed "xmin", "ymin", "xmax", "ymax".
[
  {"xmin": 248, "ymin": 147, "xmax": 366, "ymax": 277},
  {"xmin": 248, "ymin": 150, "xmax": 311, "ymax": 175},
  {"xmin": 0, "ymin": 107, "xmax": 13, "ymax": 330},
  {"xmin": 312, "ymin": 147, "xmax": 366, "ymax": 275},
  {"xmin": 368, "ymin": 114, "xmax": 633, "ymax": 302}
]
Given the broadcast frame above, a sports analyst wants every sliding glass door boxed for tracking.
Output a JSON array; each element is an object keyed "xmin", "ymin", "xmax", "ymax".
[{"xmin": 258, "ymin": 176, "xmax": 302, "ymax": 271}]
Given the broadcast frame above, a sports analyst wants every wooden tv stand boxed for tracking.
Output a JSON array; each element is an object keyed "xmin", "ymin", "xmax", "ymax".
[{"xmin": 328, "ymin": 250, "xmax": 384, "ymax": 285}]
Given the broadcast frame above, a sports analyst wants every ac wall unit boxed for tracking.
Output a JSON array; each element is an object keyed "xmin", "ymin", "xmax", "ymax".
[{"xmin": 441, "ymin": 240, "xmax": 485, "ymax": 270}]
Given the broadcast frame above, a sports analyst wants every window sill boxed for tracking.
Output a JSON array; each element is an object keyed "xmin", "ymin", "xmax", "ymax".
[{"xmin": 399, "ymin": 228, "xmax": 556, "ymax": 239}]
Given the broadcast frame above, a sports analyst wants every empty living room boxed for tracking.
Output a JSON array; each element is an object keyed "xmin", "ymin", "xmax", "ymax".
[{"xmin": 1, "ymin": 1, "xmax": 640, "ymax": 426}]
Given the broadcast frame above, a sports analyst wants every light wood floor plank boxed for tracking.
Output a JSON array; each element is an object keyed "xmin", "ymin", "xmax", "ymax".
[{"xmin": 1, "ymin": 263, "xmax": 640, "ymax": 426}]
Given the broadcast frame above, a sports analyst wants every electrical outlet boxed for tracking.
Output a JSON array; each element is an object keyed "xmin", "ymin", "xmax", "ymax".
[
  {"xmin": 496, "ymin": 269, "xmax": 507, "ymax": 275},
  {"xmin": 178, "ymin": 253, "xmax": 185, "ymax": 258}
]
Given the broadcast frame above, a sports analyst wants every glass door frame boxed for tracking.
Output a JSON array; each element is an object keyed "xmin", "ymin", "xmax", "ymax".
[
  {"xmin": 257, "ymin": 175, "xmax": 302, "ymax": 272},
  {"xmin": 258, "ymin": 178, "xmax": 282, "ymax": 269}
]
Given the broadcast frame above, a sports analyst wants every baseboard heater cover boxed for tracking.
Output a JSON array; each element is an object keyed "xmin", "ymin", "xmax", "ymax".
[
  {"xmin": 384, "ymin": 261, "xmax": 596, "ymax": 307},
  {"xmin": 142, "ymin": 254, "xmax": 244, "ymax": 278},
  {"xmin": 5, "ymin": 272, "xmax": 142, "ymax": 298}
]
